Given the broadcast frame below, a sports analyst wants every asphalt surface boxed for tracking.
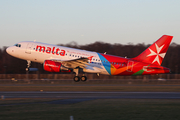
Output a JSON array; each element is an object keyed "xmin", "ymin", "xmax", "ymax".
[
  {"xmin": 1, "ymin": 91, "xmax": 180, "ymax": 99},
  {"xmin": 1, "ymin": 91, "xmax": 180, "ymax": 105}
]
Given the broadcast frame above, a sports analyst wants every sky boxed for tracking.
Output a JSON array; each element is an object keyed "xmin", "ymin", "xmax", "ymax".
[{"xmin": 0, "ymin": 0, "xmax": 180, "ymax": 47}]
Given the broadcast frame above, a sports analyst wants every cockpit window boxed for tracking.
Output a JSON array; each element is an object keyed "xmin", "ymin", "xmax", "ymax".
[{"xmin": 14, "ymin": 44, "xmax": 21, "ymax": 47}]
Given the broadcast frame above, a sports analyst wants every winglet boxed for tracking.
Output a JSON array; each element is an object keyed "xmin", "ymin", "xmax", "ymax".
[{"xmin": 133, "ymin": 35, "xmax": 173, "ymax": 65}]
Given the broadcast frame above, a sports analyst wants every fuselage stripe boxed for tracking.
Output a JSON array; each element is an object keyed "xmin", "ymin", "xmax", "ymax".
[{"xmin": 97, "ymin": 53, "xmax": 111, "ymax": 75}]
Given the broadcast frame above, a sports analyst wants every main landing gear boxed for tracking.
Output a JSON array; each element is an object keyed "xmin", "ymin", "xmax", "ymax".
[
  {"xmin": 74, "ymin": 76, "xmax": 87, "ymax": 82},
  {"xmin": 73, "ymin": 69, "xmax": 87, "ymax": 82}
]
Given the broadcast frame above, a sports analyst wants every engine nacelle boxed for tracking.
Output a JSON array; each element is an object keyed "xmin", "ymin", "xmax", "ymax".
[{"xmin": 43, "ymin": 60, "xmax": 71, "ymax": 73}]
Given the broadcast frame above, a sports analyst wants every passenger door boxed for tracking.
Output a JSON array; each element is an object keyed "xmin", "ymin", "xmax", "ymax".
[{"xmin": 25, "ymin": 43, "xmax": 33, "ymax": 54}]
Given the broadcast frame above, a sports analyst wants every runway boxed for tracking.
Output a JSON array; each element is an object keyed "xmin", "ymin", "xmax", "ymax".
[{"xmin": 1, "ymin": 91, "xmax": 180, "ymax": 99}]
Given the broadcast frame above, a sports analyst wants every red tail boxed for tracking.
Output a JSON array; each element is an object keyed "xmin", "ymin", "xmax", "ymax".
[{"xmin": 133, "ymin": 35, "xmax": 173, "ymax": 65}]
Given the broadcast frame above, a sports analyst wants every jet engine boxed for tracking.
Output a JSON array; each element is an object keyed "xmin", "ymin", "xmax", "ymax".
[{"xmin": 43, "ymin": 60, "xmax": 71, "ymax": 73}]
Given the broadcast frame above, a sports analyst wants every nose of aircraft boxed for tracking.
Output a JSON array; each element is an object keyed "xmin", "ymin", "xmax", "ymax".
[
  {"xmin": 6, "ymin": 47, "xmax": 10, "ymax": 54},
  {"xmin": 6, "ymin": 47, "xmax": 13, "ymax": 55}
]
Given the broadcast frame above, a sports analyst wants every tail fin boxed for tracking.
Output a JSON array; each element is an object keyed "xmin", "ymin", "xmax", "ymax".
[{"xmin": 133, "ymin": 35, "xmax": 173, "ymax": 65}]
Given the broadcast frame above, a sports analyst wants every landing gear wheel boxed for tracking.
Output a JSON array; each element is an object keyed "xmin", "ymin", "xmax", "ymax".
[
  {"xmin": 26, "ymin": 60, "xmax": 31, "ymax": 71},
  {"xmin": 74, "ymin": 76, "xmax": 80, "ymax": 82},
  {"xmin": 81, "ymin": 76, "xmax": 87, "ymax": 81}
]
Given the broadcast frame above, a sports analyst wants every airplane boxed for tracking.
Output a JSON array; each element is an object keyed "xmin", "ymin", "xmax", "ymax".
[{"xmin": 6, "ymin": 35, "xmax": 173, "ymax": 82}]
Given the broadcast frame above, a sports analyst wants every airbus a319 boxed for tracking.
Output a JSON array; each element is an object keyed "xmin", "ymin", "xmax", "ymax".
[{"xmin": 6, "ymin": 35, "xmax": 173, "ymax": 82}]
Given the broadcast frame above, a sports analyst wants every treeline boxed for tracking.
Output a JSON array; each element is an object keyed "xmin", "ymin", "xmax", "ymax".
[{"xmin": 0, "ymin": 42, "xmax": 180, "ymax": 74}]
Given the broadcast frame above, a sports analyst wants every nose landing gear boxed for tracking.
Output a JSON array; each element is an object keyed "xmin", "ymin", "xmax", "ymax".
[{"xmin": 26, "ymin": 60, "xmax": 31, "ymax": 71}]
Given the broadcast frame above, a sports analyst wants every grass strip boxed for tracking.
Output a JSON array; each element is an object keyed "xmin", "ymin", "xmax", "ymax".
[{"xmin": 1, "ymin": 99, "xmax": 180, "ymax": 120}]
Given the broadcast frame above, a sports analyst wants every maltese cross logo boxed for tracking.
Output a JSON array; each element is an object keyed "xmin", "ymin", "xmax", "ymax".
[{"xmin": 147, "ymin": 43, "xmax": 166, "ymax": 65}]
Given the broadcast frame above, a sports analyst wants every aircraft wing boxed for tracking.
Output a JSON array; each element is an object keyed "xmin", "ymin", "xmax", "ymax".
[{"xmin": 50, "ymin": 58, "xmax": 90, "ymax": 69}]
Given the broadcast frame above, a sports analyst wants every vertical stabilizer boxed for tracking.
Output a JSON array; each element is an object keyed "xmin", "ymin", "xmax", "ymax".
[{"xmin": 133, "ymin": 35, "xmax": 173, "ymax": 65}]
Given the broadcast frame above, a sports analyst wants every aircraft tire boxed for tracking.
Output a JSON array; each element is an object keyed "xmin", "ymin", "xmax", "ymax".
[
  {"xmin": 81, "ymin": 76, "xmax": 87, "ymax": 81},
  {"xmin": 74, "ymin": 76, "xmax": 80, "ymax": 82}
]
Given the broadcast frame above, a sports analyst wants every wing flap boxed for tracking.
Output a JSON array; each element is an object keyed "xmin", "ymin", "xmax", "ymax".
[{"xmin": 51, "ymin": 58, "xmax": 90, "ymax": 69}]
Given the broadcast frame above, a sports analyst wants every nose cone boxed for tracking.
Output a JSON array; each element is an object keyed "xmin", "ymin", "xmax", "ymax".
[
  {"xmin": 6, "ymin": 47, "xmax": 10, "ymax": 54},
  {"xmin": 6, "ymin": 47, "xmax": 13, "ymax": 55}
]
